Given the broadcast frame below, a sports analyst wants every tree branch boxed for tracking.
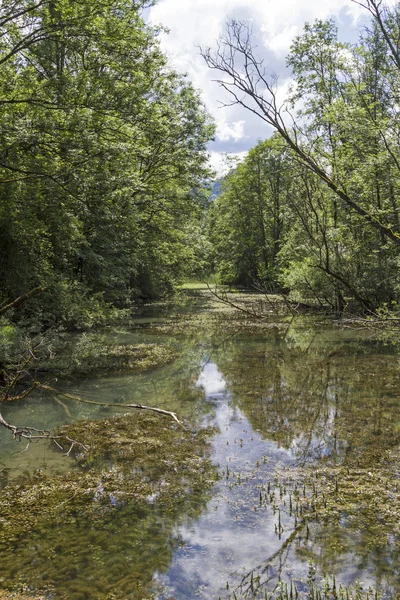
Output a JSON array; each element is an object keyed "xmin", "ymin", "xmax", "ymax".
[
  {"xmin": 201, "ymin": 20, "xmax": 400, "ymax": 247},
  {"xmin": 40, "ymin": 384, "xmax": 182, "ymax": 425},
  {"xmin": 0, "ymin": 410, "xmax": 88, "ymax": 454},
  {"xmin": 0, "ymin": 286, "xmax": 44, "ymax": 316}
]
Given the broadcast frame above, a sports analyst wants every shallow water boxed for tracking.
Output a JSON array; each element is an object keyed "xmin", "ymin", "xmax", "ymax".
[{"xmin": 1, "ymin": 290, "xmax": 400, "ymax": 598}]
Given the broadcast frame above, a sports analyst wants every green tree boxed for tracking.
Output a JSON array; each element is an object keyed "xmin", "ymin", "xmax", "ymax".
[
  {"xmin": 0, "ymin": 0, "xmax": 214, "ymax": 326},
  {"xmin": 209, "ymin": 137, "xmax": 288, "ymax": 289},
  {"xmin": 203, "ymin": 8, "xmax": 400, "ymax": 311}
]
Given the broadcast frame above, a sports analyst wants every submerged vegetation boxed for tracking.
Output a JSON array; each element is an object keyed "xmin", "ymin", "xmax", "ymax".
[
  {"xmin": 0, "ymin": 413, "xmax": 217, "ymax": 598},
  {"xmin": 39, "ymin": 338, "xmax": 178, "ymax": 377},
  {"xmin": 1, "ymin": 289, "xmax": 400, "ymax": 597}
]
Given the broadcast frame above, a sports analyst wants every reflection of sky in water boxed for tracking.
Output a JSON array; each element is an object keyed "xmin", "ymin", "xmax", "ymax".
[
  {"xmin": 196, "ymin": 362, "xmax": 227, "ymax": 397},
  {"xmin": 155, "ymin": 362, "xmax": 300, "ymax": 599},
  {"xmin": 3, "ymin": 314, "xmax": 400, "ymax": 597},
  {"xmin": 290, "ymin": 407, "xmax": 344, "ymax": 462}
]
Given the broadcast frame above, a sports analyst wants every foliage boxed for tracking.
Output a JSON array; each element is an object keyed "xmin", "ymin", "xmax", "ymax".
[
  {"xmin": 208, "ymin": 136, "xmax": 288, "ymax": 289},
  {"xmin": 203, "ymin": 7, "xmax": 400, "ymax": 313},
  {"xmin": 0, "ymin": 0, "xmax": 214, "ymax": 328},
  {"xmin": 0, "ymin": 318, "xmax": 19, "ymax": 365}
]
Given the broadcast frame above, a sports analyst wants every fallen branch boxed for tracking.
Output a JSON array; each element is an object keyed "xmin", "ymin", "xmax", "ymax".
[
  {"xmin": 40, "ymin": 384, "xmax": 182, "ymax": 425},
  {"xmin": 251, "ymin": 280, "xmax": 325, "ymax": 314},
  {"xmin": 0, "ymin": 410, "xmax": 88, "ymax": 454},
  {"xmin": 0, "ymin": 286, "xmax": 44, "ymax": 316},
  {"xmin": 204, "ymin": 282, "xmax": 271, "ymax": 321}
]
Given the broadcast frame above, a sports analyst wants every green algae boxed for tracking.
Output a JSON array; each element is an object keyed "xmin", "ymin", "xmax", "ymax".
[
  {"xmin": 40, "ymin": 339, "xmax": 177, "ymax": 376},
  {"xmin": 0, "ymin": 592, "xmax": 46, "ymax": 600},
  {"xmin": 222, "ymin": 463, "xmax": 400, "ymax": 599},
  {"xmin": 142, "ymin": 288, "xmax": 292, "ymax": 335},
  {"xmin": 81, "ymin": 343, "xmax": 177, "ymax": 374},
  {"xmin": 223, "ymin": 446, "xmax": 400, "ymax": 598},
  {"xmin": 0, "ymin": 413, "xmax": 217, "ymax": 599},
  {"xmin": 3, "ymin": 288, "xmax": 400, "ymax": 598}
]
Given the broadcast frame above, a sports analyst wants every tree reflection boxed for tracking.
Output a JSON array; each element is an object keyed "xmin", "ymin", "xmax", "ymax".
[{"xmin": 211, "ymin": 324, "xmax": 400, "ymax": 596}]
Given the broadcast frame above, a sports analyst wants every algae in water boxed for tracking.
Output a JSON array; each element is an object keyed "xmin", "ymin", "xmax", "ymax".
[{"xmin": 0, "ymin": 413, "xmax": 217, "ymax": 599}]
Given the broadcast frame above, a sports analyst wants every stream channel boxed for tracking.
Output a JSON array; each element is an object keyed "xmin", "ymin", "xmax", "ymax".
[{"xmin": 1, "ymin": 288, "xmax": 400, "ymax": 599}]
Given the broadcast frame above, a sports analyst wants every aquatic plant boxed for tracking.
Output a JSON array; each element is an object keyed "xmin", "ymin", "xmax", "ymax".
[{"xmin": 0, "ymin": 414, "xmax": 217, "ymax": 599}]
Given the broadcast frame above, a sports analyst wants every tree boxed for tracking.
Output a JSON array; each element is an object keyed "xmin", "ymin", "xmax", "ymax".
[
  {"xmin": 209, "ymin": 137, "xmax": 288, "ymax": 288},
  {"xmin": 201, "ymin": 17, "xmax": 400, "ymax": 248},
  {"xmin": 0, "ymin": 0, "xmax": 214, "ymax": 325},
  {"xmin": 202, "ymin": 6, "xmax": 400, "ymax": 311}
]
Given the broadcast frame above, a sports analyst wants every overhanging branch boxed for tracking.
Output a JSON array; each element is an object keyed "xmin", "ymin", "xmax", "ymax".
[
  {"xmin": 0, "ymin": 410, "xmax": 88, "ymax": 454},
  {"xmin": 201, "ymin": 20, "xmax": 400, "ymax": 247}
]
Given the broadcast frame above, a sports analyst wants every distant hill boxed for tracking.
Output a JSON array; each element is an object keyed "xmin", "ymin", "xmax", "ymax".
[{"xmin": 210, "ymin": 180, "xmax": 222, "ymax": 199}]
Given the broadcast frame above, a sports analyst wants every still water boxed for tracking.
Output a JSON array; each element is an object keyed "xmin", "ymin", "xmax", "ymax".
[{"xmin": 1, "ymin": 289, "xmax": 400, "ymax": 599}]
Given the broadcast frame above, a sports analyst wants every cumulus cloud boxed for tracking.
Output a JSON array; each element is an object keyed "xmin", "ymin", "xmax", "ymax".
[
  {"xmin": 149, "ymin": 0, "xmax": 367, "ymax": 172},
  {"xmin": 216, "ymin": 119, "xmax": 246, "ymax": 142}
]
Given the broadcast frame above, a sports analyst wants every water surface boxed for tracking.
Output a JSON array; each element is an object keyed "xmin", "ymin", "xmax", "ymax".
[{"xmin": 1, "ymin": 290, "xmax": 400, "ymax": 598}]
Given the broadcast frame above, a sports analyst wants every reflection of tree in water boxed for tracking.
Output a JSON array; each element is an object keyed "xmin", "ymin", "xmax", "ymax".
[
  {"xmin": 213, "ymin": 326, "xmax": 400, "ymax": 596},
  {"xmin": 215, "ymin": 327, "xmax": 400, "ymax": 466}
]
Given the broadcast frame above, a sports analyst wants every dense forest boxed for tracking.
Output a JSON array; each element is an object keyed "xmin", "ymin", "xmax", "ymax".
[
  {"xmin": 0, "ymin": 0, "xmax": 214, "ymax": 330},
  {"xmin": 2, "ymin": 0, "xmax": 400, "ymax": 332}
]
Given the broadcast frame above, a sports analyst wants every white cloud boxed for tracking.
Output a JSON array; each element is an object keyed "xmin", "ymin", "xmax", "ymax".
[
  {"xmin": 216, "ymin": 119, "xmax": 245, "ymax": 142},
  {"xmin": 262, "ymin": 24, "xmax": 299, "ymax": 55},
  {"xmin": 196, "ymin": 362, "xmax": 226, "ymax": 396},
  {"xmin": 208, "ymin": 150, "xmax": 248, "ymax": 176},
  {"xmin": 149, "ymin": 0, "xmax": 367, "ymax": 164}
]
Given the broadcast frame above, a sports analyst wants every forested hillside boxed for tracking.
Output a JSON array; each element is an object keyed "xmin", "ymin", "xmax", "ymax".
[
  {"xmin": 0, "ymin": 0, "xmax": 214, "ymax": 328},
  {"xmin": 206, "ymin": 6, "xmax": 400, "ymax": 314}
]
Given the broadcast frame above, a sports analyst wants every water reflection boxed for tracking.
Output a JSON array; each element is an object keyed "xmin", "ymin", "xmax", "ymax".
[
  {"xmin": 155, "ymin": 357, "xmax": 285, "ymax": 598},
  {"xmin": 2, "ymin": 293, "xmax": 400, "ymax": 598},
  {"xmin": 154, "ymin": 401, "xmax": 297, "ymax": 599},
  {"xmin": 196, "ymin": 361, "xmax": 227, "ymax": 398},
  {"xmin": 154, "ymin": 325, "xmax": 400, "ymax": 597}
]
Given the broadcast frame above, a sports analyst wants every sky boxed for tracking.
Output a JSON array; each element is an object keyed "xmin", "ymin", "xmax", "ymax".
[{"xmin": 148, "ymin": 0, "xmax": 370, "ymax": 175}]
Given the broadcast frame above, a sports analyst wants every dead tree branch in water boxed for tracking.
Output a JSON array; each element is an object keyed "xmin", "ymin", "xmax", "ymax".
[
  {"xmin": 0, "ymin": 410, "xmax": 88, "ymax": 454},
  {"xmin": 204, "ymin": 282, "xmax": 274, "ymax": 321},
  {"xmin": 40, "ymin": 384, "xmax": 183, "ymax": 425},
  {"xmin": 0, "ymin": 381, "xmax": 182, "ymax": 455},
  {"xmin": 0, "ymin": 342, "xmax": 182, "ymax": 457}
]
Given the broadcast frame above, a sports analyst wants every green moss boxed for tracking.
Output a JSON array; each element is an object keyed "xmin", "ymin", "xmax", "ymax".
[{"xmin": 0, "ymin": 592, "xmax": 47, "ymax": 600}]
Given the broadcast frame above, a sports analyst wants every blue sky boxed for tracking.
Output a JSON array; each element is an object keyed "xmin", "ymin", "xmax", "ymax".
[{"xmin": 148, "ymin": 0, "xmax": 371, "ymax": 174}]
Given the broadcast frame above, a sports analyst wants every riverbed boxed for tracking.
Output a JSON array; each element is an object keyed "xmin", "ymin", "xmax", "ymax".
[{"xmin": 1, "ymin": 287, "xmax": 400, "ymax": 599}]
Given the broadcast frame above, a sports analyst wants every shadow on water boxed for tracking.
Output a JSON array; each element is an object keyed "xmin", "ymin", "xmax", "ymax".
[{"xmin": 1, "ymin": 289, "xmax": 400, "ymax": 598}]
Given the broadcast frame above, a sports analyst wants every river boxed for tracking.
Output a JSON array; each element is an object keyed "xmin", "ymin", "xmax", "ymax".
[{"xmin": 1, "ymin": 287, "xmax": 399, "ymax": 599}]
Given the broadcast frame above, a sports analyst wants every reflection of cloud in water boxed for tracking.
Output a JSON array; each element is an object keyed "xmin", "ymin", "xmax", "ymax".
[
  {"xmin": 154, "ymin": 392, "xmax": 298, "ymax": 599},
  {"xmin": 196, "ymin": 362, "xmax": 226, "ymax": 398}
]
